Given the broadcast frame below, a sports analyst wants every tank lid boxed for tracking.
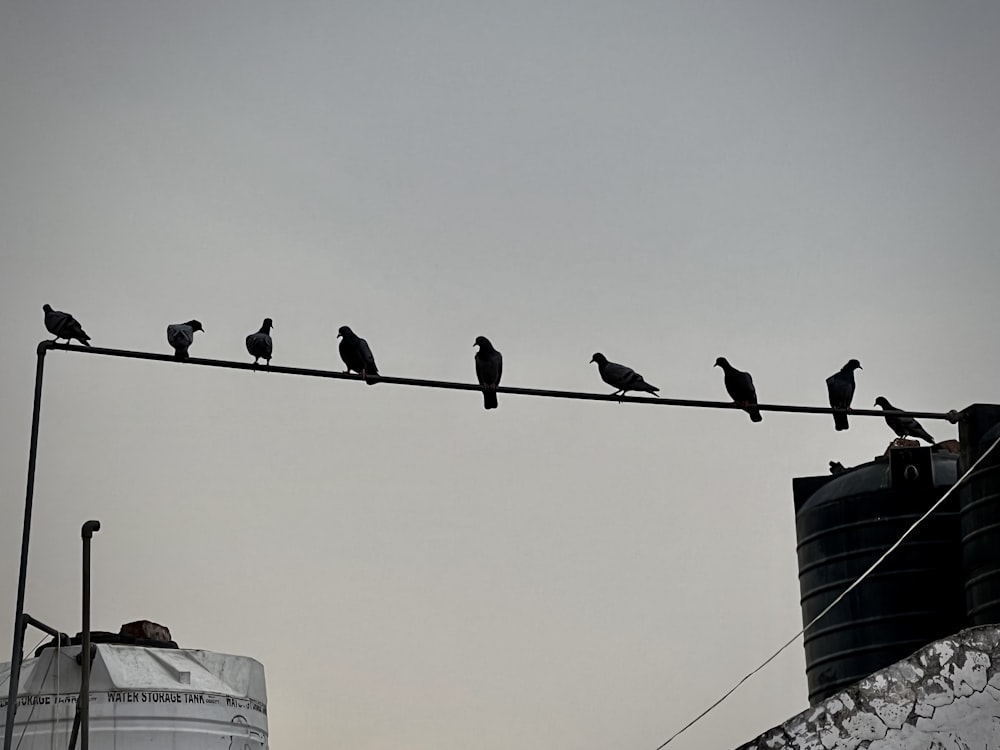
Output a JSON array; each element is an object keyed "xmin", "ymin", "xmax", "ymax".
[
  {"xmin": 37, "ymin": 620, "xmax": 177, "ymax": 656},
  {"xmin": 795, "ymin": 449, "xmax": 958, "ymax": 510}
]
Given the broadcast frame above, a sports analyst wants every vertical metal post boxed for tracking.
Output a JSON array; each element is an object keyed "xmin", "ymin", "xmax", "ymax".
[
  {"xmin": 3, "ymin": 343, "xmax": 50, "ymax": 750},
  {"xmin": 79, "ymin": 521, "xmax": 100, "ymax": 750}
]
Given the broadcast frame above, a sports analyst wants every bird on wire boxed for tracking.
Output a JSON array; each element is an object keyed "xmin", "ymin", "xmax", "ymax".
[
  {"xmin": 166, "ymin": 320, "xmax": 204, "ymax": 360},
  {"xmin": 713, "ymin": 357, "xmax": 762, "ymax": 422},
  {"xmin": 338, "ymin": 326, "xmax": 379, "ymax": 383},
  {"xmin": 474, "ymin": 336, "xmax": 503, "ymax": 410},
  {"xmin": 826, "ymin": 359, "xmax": 862, "ymax": 431},
  {"xmin": 590, "ymin": 353, "xmax": 659, "ymax": 399},
  {"xmin": 874, "ymin": 396, "xmax": 935, "ymax": 444},
  {"xmin": 246, "ymin": 318, "xmax": 274, "ymax": 366},
  {"xmin": 42, "ymin": 304, "xmax": 91, "ymax": 346}
]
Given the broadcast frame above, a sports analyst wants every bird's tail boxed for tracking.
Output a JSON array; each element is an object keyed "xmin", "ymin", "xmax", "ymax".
[
  {"xmin": 483, "ymin": 390, "xmax": 498, "ymax": 410},
  {"xmin": 81, "ymin": 338, "xmax": 92, "ymax": 348},
  {"xmin": 833, "ymin": 411, "xmax": 849, "ymax": 431},
  {"xmin": 748, "ymin": 407, "xmax": 763, "ymax": 423},
  {"xmin": 174, "ymin": 349, "xmax": 189, "ymax": 360},
  {"xmin": 642, "ymin": 383, "xmax": 660, "ymax": 395},
  {"xmin": 916, "ymin": 428, "xmax": 936, "ymax": 444}
]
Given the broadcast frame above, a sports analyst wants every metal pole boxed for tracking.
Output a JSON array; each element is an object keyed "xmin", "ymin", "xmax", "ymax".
[
  {"xmin": 79, "ymin": 521, "xmax": 100, "ymax": 750},
  {"xmin": 44, "ymin": 342, "xmax": 959, "ymax": 421},
  {"xmin": 3, "ymin": 342, "xmax": 50, "ymax": 750}
]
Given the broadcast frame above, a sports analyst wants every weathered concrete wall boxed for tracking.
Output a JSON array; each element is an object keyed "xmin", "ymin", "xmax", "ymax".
[{"xmin": 737, "ymin": 626, "xmax": 1000, "ymax": 750}]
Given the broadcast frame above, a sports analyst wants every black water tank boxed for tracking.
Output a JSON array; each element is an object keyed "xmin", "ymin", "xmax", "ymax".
[
  {"xmin": 793, "ymin": 449, "xmax": 964, "ymax": 704},
  {"xmin": 959, "ymin": 405, "xmax": 1000, "ymax": 625}
]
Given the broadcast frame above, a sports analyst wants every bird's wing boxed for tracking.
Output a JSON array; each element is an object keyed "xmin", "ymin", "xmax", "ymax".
[
  {"xmin": 359, "ymin": 338, "xmax": 377, "ymax": 372},
  {"xmin": 167, "ymin": 325, "xmax": 193, "ymax": 349},
  {"xmin": 246, "ymin": 332, "xmax": 272, "ymax": 358},
  {"xmin": 476, "ymin": 350, "xmax": 502, "ymax": 387},
  {"xmin": 602, "ymin": 361, "xmax": 639, "ymax": 390},
  {"xmin": 46, "ymin": 310, "xmax": 71, "ymax": 335},
  {"xmin": 826, "ymin": 372, "xmax": 855, "ymax": 409},
  {"xmin": 725, "ymin": 369, "xmax": 756, "ymax": 402}
]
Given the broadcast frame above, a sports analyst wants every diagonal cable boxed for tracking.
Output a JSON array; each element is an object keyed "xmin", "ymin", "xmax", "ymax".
[{"xmin": 652, "ymin": 433, "xmax": 1000, "ymax": 750}]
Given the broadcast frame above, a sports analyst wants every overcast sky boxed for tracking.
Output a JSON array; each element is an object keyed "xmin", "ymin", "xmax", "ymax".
[{"xmin": 2, "ymin": 2, "xmax": 998, "ymax": 748}]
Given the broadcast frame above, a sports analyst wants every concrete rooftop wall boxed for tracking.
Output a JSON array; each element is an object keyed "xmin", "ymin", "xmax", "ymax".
[{"xmin": 737, "ymin": 625, "xmax": 1000, "ymax": 750}]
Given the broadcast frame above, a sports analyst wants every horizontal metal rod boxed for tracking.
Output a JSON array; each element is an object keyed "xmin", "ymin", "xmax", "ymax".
[
  {"xmin": 45, "ymin": 342, "xmax": 960, "ymax": 422},
  {"xmin": 22, "ymin": 613, "xmax": 69, "ymax": 643}
]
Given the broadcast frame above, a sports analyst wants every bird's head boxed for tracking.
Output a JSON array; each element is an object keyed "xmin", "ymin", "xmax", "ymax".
[
  {"xmin": 846, "ymin": 359, "xmax": 862, "ymax": 371},
  {"xmin": 590, "ymin": 353, "xmax": 607, "ymax": 365},
  {"xmin": 714, "ymin": 357, "xmax": 729, "ymax": 369},
  {"xmin": 185, "ymin": 320, "xmax": 205, "ymax": 333},
  {"xmin": 42, "ymin": 304, "xmax": 53, "ymax": 313},
  {"xmin": 337, "ymin": 326, "xmax": 353, "ymax": 339},
  {"xmin": 874, "ymin": 396, "xmax": 890, "ymax": 409},
  {"xmin": 262, "ymin": 317, "xmax": 274, "ymax": 331},
  {"xmin": 474, "ymin": 335, "xmax": 491, "ymax": 349}
]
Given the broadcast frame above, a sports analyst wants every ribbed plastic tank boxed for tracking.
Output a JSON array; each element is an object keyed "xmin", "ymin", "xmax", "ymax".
[
  {"xmin": 960, "ymin": 409, "xmax": 1000, "ymax": 625},
  {"xmin": 793, "ymin": 448, "xmax": 965, "ymax": 704},
  {"xmin": 0, "ymin": 644, "xmax": 267, "ymax": 749}
]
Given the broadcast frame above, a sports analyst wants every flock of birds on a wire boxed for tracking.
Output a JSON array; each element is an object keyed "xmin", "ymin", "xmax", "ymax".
[{"xmin": 41, "ymin": 303, "xmax": 938, "ymax": 444}]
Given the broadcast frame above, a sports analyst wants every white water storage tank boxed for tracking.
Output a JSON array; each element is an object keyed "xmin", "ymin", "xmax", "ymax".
[{"xmin": 0, "ymin": 644, "xmax": 267, "ymax": 749}]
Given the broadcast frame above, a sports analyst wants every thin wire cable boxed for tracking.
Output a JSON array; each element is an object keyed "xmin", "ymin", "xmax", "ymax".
[
  {"xmin": 0, "ymin": 638, "xmax": 46, "ymax": 692},
  {"xmin": 46, "ymin": 342, "xmax": 959, "ymax": 421},
  {"xmin": 652, "ymin": 433, "xmax": 1000, "ymax": 750},
  {"xmin": 11, "ymin": 637, "xmax": 56, "ymax": 750}
]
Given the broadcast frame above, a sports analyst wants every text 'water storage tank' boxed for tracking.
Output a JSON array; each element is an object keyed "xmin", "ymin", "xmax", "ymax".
[
  {"xmin": 0, "ymin": 643, "xmax": 267, "ymax": 749},
  {"xmin": 792, "ymin": 448, "xmax": 965, "ymax": 704}
]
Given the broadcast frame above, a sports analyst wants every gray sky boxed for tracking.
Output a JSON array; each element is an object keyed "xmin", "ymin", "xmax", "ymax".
[{"xmin": 1, "ymin": 2, "xmax": 998, "ymax": 748}]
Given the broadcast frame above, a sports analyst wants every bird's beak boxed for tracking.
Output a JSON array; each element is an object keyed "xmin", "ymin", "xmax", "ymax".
[
  {"xmin": 713, "ymin": 362, "xmax": 719, "ymax": 368},
  {"xmin": 589, "ymin": 357, "xmax": 595, "ymax": 363},
  {"xmin": 872, "ymin": 401, "xmax": 877, "ymax": 407},
  {"xmin": 337, "ymin": 333, "xmax": 342, "ymax": 338},
  {"xmin": 858, "ymin": 365, "xmax": 862, "ymax": 369}
]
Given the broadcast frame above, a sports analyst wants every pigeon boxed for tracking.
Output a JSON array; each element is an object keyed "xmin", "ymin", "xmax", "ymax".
[
  {"xmin": 474, "ymin": 336, "xmax": 503, "ymax": 410},
  {"xmin": 246, "ymin": 318, "xmax": 274, "ymax": 366},
  {"xmin": 338, "ymin": 326, "xmax": 379, "ymax": 382},
  {"xmin": 874, "ymin": 396, "xmax": 935, "ymax": 444},
  {"xmin": 829, "ymin": 461, "xmax": 847, "ymax": 475},
  {"xmin": 826, "ymin": 359, "xmax": 862, "ymax": 431},
  {"xmin": 713, "ymin": 357, "xmax": 762, "ymax": 422},
  {"xmin": 166, "ymin": 320, "xmax": 204, "ymax": 360},
  {"xmin": 42, "ymin": 304, "xmax": 91, "ymax": 346},
  {"xmin": 589, "ymin": 353, "xmax": 659, "ymax": 398}
]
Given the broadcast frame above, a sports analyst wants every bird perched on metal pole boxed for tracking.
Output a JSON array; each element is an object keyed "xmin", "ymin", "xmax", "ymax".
[
  {"xmin": 166, "ymin": 320, "xmax": 204, "ymax": 360},
  {"xmin": 590, "ymin": 353, "xmax": 659, "ymax": 399},
  {"xmin": 826, "ymin": 359, "xmax": 862, "ymax": 431},
  {"xmin": 338, "ymin": 326, "xmax": 379, "ymax": 383},
  {"xmin": 874, "ymin": 396, "xmax": 935, "ymax": 444},
  {"xmin": 474, "ymin": 336, "xmax": 503, "ymax": 410},
  {"xmin": 42, "ymin": 304, "xmax": 91, "ymax": 346},
  {"xmin": 713, "ymin": 357, "xmax": 762, "ymax": 422},
  {"xmin": 246, "ymin": 318, "xmax": 274, "ymax": 366}
]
